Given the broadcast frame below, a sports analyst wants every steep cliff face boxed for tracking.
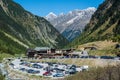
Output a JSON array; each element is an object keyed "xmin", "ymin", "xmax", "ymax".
[
  {"xmin": 0, "ymin": 0, "xmax": 68, "ymax": 55},
  {"xmin": 68, "ymin": 0, "xmax": 120, "ymax": 47}
]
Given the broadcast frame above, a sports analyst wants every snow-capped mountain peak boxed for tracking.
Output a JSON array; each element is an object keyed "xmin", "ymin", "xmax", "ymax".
[
  {"xmin": 45, "ymin": 7, "xmax": 96, "ymax": 41},
  {"xmin": 45, "ymin": 12, "xmax": 57, "ymax": 20}
]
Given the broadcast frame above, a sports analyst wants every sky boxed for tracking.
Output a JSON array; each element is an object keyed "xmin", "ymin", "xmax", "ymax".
[{"xmin": 13, "ymin": 0, "xmax": 105, "ymax": 17}]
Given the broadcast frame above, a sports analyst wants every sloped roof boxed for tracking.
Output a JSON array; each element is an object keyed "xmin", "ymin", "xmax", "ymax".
[{"xmin": 34, "ymin": 47, "xmax": 50, "ymax": 51}]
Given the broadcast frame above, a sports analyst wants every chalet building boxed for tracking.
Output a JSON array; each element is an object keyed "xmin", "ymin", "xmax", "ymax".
[
  {"xmin": 34, "ymin": 47, "xmax": 51, "ymax": 53},
  {"xmin": 69, "ymin": 51, "xmax": 82, "ymax": 57},
  {"xmin": 35, "ymin": 47, "xmax": 56, "ymax": 58},
  {"xmin": 26, "ymin": 47, "xmax": 75, "ymax": 58},
  {"xmin": 27, "ymin": 47, "xmax": 51, "ymax": 58}
]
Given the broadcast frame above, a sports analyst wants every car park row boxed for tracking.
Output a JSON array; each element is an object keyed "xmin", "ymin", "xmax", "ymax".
[
  {"xmin": 46, "ymin": 55, "xmax": 120, "ymax": 60},
  {"xmin": 9, "ymin": 59, "xmax": 89, "ymax": 78}
]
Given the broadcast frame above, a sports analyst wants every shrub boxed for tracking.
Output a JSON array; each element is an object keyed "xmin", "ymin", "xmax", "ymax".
[{"xmin": 65, "ymin": 65, "xmax": 120, "ymax": 80}]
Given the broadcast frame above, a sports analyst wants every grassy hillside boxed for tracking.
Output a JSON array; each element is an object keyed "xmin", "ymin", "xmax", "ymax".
[
  {"xmin": 0, "ymin": 0, "xmax": 69, "ymax": 59},
  {"xmin": 76, "ymin": 41, "xmax": 119, "ymax": 56}
]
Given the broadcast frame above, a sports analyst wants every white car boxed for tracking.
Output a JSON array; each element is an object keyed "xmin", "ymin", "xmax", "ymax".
[{"xmin": 76, "ymin": 67, "xmax": 82, "ymax": 72}]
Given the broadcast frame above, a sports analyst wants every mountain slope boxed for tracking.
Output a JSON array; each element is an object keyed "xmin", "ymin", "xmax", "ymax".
[
  {"xmin": 0, "ymin": 0, "xmax": 68, "ymax": 55},
  {"xmin": 45, "ymin": 7, "xmax": 96, "ymax": 41},
  {"xmin": 68, "ymin": 0, "xmax": 120, "ymax": 47}
]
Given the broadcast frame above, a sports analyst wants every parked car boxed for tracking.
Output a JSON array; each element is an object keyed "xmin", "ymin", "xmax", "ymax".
[
  {"xmin": 54, "ymin": 68, "xmax": 64, "ymax": 72},
  {"xmin": 27, "ymin": 69, "xmax": 35, "ymax": 74},
  {"xmin": 70, "ymin": 65, "xmax": 76, "ymax": 69},
  {"xmin": 80, "ymin": 56, "xmax": 89, "ymax": 58},
  {"xmin": 9, "ymin": 63, "xmax": 14, "ymax": 66},
  {"xmin": 34, "ymin": 70, "xmax": 40, "ymax": 74},
  {"xmin": 27, "ymin": 69, "xmax": 40, "ymax": 74},
  {"xmin": 81, "ymin": 65, "xmax": 89, "ymax": 71},
  {"xmin": 20, "ymin": 62, "xmax": 30, "ymax": 66},
  {"xmin": 19, "ymin": 68, "xmax": 26, "ymax": 71},
  {"xmin": 20, "ymin": 59, "xmax": 24, "ymax": 62},
  {"xmin": 69, "ymin": 69, "xmax": 76, "ymax": 74},
  {"xmin": 54, "ymin": 64, "xmax": 58, "ymax": 68},
  {"xmin": 43, "ymin": 71, "xmax": 52, "ymax": 76},
  {"xmin": 53, "ymin": 73, "xmax": 64, "ymax": 77},
  {"xmin": 100, "ymin": 56, "xmax": 114, "ymax": 59},
  {"xmin": 47, "ymin": 62, "xmax": 53, "ymax": 66},
  {"xmin": 76, "ymin": 67, "xmax": 82, "ymax": 72},
  {"xmin": 89, "ymin": 55, "xmax": 97, "ymax": 58},
  {"xmin": 32, "ymin": 64, "xmax": 43, "ymax": 69},
  {"xmin": 64, "ymin": 71, "xmax": 70, "ymax": 75}
]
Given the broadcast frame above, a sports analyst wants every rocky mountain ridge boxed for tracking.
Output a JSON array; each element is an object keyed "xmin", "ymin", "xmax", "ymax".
[
  {"xmin": 45, "ymin": 7, "xmax": 96, "ymax": 41},
  {"xmin": 68, "ymin": 0, "xmax": 120, "ymax": 47}
]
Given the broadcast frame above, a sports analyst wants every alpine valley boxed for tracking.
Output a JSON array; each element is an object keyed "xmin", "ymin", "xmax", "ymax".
[
  {"xmin": 0, "ymin": 0, "xmax": 68, "ymax": 55},
  {"xmin": 0, "ymin": 0, "xmax": 120, "ymax": 80}
]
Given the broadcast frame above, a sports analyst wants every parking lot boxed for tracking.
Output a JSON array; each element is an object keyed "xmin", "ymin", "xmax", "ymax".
[{"xmin": 9, "ymin": 59, "xmax": 89, "ymax": 79}]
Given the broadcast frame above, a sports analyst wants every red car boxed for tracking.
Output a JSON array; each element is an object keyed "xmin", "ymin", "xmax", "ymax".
[{"xmin": 43, "ymin": 71, "xmax": 52, "ymax": 76}]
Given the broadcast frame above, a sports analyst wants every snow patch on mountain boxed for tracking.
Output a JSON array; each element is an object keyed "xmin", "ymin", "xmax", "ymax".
[{"xmin": 66, "ymin": 16, "xmax": 78, "ymax": 24}]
